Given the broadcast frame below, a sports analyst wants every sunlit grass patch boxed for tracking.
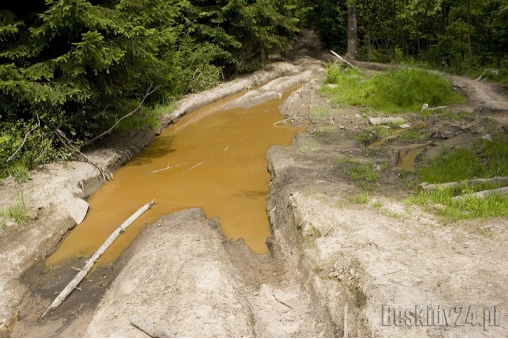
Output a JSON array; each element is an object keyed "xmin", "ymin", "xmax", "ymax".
[
  {"xmin": 417, "ymin": 137, "xmax": 508, "ymax": 183},
  {"xmin": 408, "ymin": 187, "xmax": 508, "ymax": 221},
  {"xmin": 0, "ymin": 190, "xmax": 30, "ymax": 228},
  {"xmin": 322, "ymin": 64, "xmax": 464, "ymax": 113},
  {"xmin": 343, "ymin": 162, "xmax": 379, "ymax": 190},
  {"xmin": 411, "ymin": 134, "xmax": 508, "ymax": 221}
]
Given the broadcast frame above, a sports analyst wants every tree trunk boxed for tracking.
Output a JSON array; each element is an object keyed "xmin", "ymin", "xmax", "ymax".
[
  {"xmin": 347, "ymin": 3, "xmax": 358, "ymax": 60},
  {"xmin": 467, "ymin": 0, "xmax": 473, "ymax": 63}
]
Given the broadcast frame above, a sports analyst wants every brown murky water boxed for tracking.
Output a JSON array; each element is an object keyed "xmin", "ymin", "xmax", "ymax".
[
  {"xmin": 370, "ymin": 129, "xmax": 406, "ymax": 147},
  {"xmin": 398, "ymin": 148, "xmax": 424, "ymax": 172},
  {"xmin": 46, "ymin": 90, "xmax": 300, "ymax": 267}
]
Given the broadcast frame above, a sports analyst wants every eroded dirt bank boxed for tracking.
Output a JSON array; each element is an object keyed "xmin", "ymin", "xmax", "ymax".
[{"xmin": 3, "ymin": 30, "xmax": 508, "ymax": 337}]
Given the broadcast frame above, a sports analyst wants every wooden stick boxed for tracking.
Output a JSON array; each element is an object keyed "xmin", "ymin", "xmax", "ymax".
[
  {"xmin": 343, "ymin": 305, "xmax": 348, "ymax": 338},
  {"xmin": 330, "ymin": 50, "xmax": 356, "ymax": 69},
  {"xmin": 452, "ymin": 187, "xmax": 508, "ymax": 202},
  {"xmin": 130, "ymin": 316, "xmax": 173, "ymax": 338},
  {"xmin": 420, "ymin": 177, "xmax": 508, "ymax": 191},
  {"xmin": 55, "ymin": 129, "xmax": 113, "ymax": 182},
  {"xmin": 41, "ymin": 200, "xmax": 156, "ymax": 317},
  {"xmin": 272, "ymin": 292, "xmax": 294, "ymax": 310}
]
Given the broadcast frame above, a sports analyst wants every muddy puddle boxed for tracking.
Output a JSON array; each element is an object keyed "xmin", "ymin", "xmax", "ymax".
[
  {"xmin": 370, "ymin": 129, "xmax": 405, "ymax": 147},
  {"xmin": 398, "ymin": 147, "xmax": 424, "ymax": 171},
  {"xmin": 46, "ymin": 90, "xmax": 301, "ymax": 267}
]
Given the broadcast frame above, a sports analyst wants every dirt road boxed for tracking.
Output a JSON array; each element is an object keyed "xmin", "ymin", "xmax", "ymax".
[{"xmin": 2, "ymin": 30, "xmax": 508, "ymax": 337}]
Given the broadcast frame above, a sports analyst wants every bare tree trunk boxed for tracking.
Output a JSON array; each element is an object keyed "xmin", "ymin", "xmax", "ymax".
[
  {"xmin": 467, "ymin": 0, "xmax": 473, "ymax": 63},
  {"xmin": 347, "ymin": 2, "xmax": 358, "ymax": 60}
]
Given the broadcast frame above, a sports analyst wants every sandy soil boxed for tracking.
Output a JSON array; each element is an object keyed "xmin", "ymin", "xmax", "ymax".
[{"xmin": 2, "ymin": 30, "xmax": 508, "ymax": 337}]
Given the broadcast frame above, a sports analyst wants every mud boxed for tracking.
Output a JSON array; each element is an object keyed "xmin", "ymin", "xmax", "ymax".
[
  {"xmin": 0, "ymin": 57, "xmax": 320, "ymax": 332},
  {"xmin": 46, "ymin": 86, "xmax": 302, "ymax": 267},
  {"xmin": 397, "ymin": 147, "xmax": 425, "ymax": 172}
]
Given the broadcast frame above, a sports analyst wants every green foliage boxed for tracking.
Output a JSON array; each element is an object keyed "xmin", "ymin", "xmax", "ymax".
[
  {"xmin": 399, "ymin": 129, "xmax": 428, "ymax": 142},
  {"xmin": 411, "ymin": 133, "xmax": 508, "ymax": 221},
  {"xmin": 309, "ymin": 106, "xmax": 330, "ymax": 119},
  {"xmin": 347, "ymin": 191, "xmax": 369, "ymax": 204},
  {"xmin": 335, "ymin": 155, "xmax": 359, "ymax": 164},
  {"xmin": 306, "ymin": 0, "xmax": 508, "ymax": 77},
  {"xmin": 418, "ymin": 136, "xmax": 508, "ymax": 184},
  {"xmin": 322, "ymin": 64, "xmax": 463, "ymax": 113},
  {"xmin": 409, "ymin": 186, "xmax": 508, "ymax": 221},
  {"xmin": 341, "ymin": 161, "xmax": 379, "ymax": 189},
  {"xmin": 301, "ymin": 0, "xmax": 347, "ymax": 50},
  {"xmin": 0, "ymin": 0, "xmax": 301, "ymax": 176},
  {"xmin": 0, "ymin": 189, "xmax": 30, "ymax": 227}
]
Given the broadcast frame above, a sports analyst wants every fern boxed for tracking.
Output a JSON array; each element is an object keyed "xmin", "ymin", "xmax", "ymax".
[{"xmin": 6, "ymin": 162, "xmax": 30, "ymax": 183}]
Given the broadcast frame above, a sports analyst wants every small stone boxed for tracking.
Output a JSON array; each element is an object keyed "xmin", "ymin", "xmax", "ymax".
[
  {"xmin": 431, "ymin": 131, "xmax": 455, "ymax": 139},
  {"xmin": 399, "ymin": 124, "xmax": 411, "ymax": 129},
  {"xmin": 368, "ymin": 117, "xmax": 405, "ymax": 125}
]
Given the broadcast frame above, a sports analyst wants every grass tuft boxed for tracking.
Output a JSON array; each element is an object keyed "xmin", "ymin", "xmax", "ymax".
[
  {"xmin": 418, "ymin": 137, "xmax": 508, "ymax": 183},
  {"xmin": 348, "ymin": 192, "xmax": 369, "ymax": 204},
  {"xmin": 0, "ymin": 190, "xmax": 30, "ymax": 228},
  {"xmin": 322, "ymin": 65, "xmax": 464, "ymax": 113},
  {"xmin": 408, "ymin": 187, "xmax": 508, "ymax": 221},
  {"xmin": 399, "ymin": 129, "xmax": 429, "ymax": 142}
]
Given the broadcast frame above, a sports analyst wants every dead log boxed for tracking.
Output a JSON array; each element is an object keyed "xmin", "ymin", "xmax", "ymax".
[
  {"xmin": 330, "ymin": 50, "xmax": 356, "ymax": 69},
  {"xmin": 452, "ymin": 187, "xmax": 508, "ymax": 202},
  {"xmin": 41, "ymin": 200, "xmax": 156, "ymax": 317},
  {"xmin": 420, "ymin": 177, "xmax": 508, "ymax": 192},
  {"xmin": 130, "ymin": 316, "xmax": 173, "ymax": 338}
]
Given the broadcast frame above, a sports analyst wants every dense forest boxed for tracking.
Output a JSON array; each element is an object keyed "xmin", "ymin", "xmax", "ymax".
[{"xmin": 0, "ymin": 0, "xmax": 507, "ymax": 177}]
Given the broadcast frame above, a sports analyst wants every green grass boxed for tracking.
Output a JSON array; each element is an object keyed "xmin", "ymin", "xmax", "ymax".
[
  {"xmin": 408, "ymin": 187, "xmax": 508, "ymax": 221},
  {"xmin": 0, "ymin": 191, "xmax": 30, "ymax": 228},
  {"xmin": 117, "ymin": 101, "xmax": 178, "ymax": 134},
  {"xmin": 348, "ymin": 192, "xmax": 369, "ymax": 204},
  {"xmin": 322, "ymin": 65, "xmax": 464, "ymax": 113},
  {"xmin": 313, "ymin": 126, "xmax": 333, "ymax": 138},
  {"xmin": 418, "ymin": 137, "xmax": 508, "ymax": 184},
  {"xmin": 399, "ymin": 129, "xmax": 429, "ymax": 142},
  {"xmin": 335, "ymin": 155, "xmax": 359, "ymax": 164},
  {"xmin": 310, "ymin": 106, "xmax": 330, "ymax": 120},
  {"xmin": 411, "ymin": 134, "xmax": 508, "ymax": 221},
  {"xmin": 344, "ymin": 163, "xmax": 379, "ymax": 189}
]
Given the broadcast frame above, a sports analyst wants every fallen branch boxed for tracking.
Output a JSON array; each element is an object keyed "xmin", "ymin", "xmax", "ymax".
[
  {"xmin": 55, "ymin": 129, "xmax": 113, "ymax": 182},
  {"xmin": 130, "ymin": 316, "xmax": 173, "ymax": 338},
  {"xmin": 143, "ymin": 162, "xmax": 190, "ymax": 175},
  {"xmin": 186, "ymin": 161, "xmax": 204, "ymax": 172},
  {"xmin": 452, "ymin": 187, "xmax": 508, "ymax": 202},
  {"xmin": 343, "ymin": 305, "xmax": 348, "ymax": 338},
  {"xmin": 273, "ymin": 116, "xmax": 304, "ymax": 126},
  {"xmin": 41, "ymin": 200, "xmax": 156, "ymax": 317},
  {"xmin": 272, "ymin": 292, "xmax": 293, "ymax": 309},
  {"xmin": 420, "ymin": 177, "xmax": 508, "ymax": 192},
  {"xmin": 88, "ymin": 85, "xmax": 159, "ymax": 144},
  {"xmin": 330, "ymin": 50, "xmax": 356, "ymax": 69}
]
